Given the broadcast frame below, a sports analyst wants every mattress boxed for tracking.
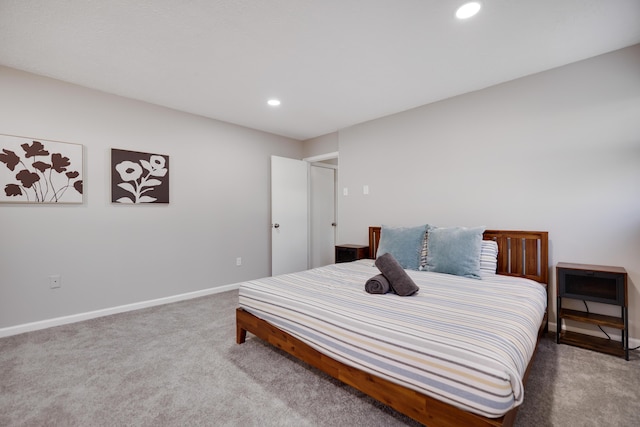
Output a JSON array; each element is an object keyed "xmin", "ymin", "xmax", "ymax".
[{"xmin": 238, "ymin": 259, "xmax": 547, "ymax": 418}]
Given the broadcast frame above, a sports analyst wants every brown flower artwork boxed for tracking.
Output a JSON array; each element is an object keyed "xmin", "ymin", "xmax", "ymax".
[{"xmin": 0, "ymin": 134, "xmax": 83, "ymax": 204}]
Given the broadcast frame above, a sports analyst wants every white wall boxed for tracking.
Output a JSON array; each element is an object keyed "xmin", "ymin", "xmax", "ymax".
[
  {"xmin": 337, "ymin": 45, "xmax": 640, "ymax": 339},
  {"xmin": 0, "ymin": 66, "xmax": 303, "ymax": 330}
]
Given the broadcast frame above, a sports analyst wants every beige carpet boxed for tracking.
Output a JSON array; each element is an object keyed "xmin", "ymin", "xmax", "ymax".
[{"xmin": 1, "ymin": 290, "xmax": 639, "ymax": 426}]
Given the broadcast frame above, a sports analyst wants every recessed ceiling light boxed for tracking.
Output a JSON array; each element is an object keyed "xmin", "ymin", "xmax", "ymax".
[
  {"xmin": 456, "ymin": 2, "xmax": 481, "ymax": 19},
  {"xmin": 267, "ymin": 99, "xmax": 281, "ymax": 106}
]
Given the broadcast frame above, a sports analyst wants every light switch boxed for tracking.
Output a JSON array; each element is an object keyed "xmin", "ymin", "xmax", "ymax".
[
  {"xmin": 343, "ymin": 187, "xmax": 349, "ymax": 196},
  {"xmin": 363, "ymin": 185, "xmax": 369, "ymax": 195}
]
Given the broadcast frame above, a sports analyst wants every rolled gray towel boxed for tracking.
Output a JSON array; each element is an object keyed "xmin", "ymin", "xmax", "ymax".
[
  {"xmin": 375, "ymin": 253, "xmax": 420, "ymax": 296},
  {"xmin": 365, "ymin": 274, "xmax": 391, "ymax": 294}
]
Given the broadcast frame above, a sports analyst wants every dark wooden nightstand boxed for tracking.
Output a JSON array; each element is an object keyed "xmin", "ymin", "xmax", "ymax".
[
  {"xmin": 556, "ymin": 262, "xmax": 628, "ymax": 360},
  {"xmin": 335, "ymin": 244, "xmax": 369, "ymax": 263}
]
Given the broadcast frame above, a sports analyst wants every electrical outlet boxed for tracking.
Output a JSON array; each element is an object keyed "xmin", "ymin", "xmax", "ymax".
[
  {"xmin": 236, "ymin": 257, "xmax": 242, "ymax": 266},
  {"xmin": 49, "ymin": 275, "xmax": 61, "ymax": 289}
]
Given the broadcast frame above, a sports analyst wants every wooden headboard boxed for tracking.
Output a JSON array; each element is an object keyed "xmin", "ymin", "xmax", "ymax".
[{"xmin": 368, "ymin": 226, "xmax": 549, "ymax": 285}]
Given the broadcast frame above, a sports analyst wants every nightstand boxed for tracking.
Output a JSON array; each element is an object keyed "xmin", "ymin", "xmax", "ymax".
[
  {"xmin": 556, "ymin": 262, "xmax": 628, "ymax": 360},
  {"xmin": 335, "ymin": 244, "xmax": 369, "ymax": 263}
]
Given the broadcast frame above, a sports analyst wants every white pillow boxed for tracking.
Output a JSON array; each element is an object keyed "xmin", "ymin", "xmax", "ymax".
[{"xmin": 480, "ymin": 240, "xmax": 498, "ymax": 275}]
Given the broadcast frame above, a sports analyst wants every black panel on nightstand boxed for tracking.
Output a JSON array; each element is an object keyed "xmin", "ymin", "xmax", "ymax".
[{"xmin": 335, "ymin": 245, "xmax": 369, "ymax": 263}]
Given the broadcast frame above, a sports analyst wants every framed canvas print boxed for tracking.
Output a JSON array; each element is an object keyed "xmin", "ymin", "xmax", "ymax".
[
  {"xmin": 0, "ymin": 134, "xmax": 84, "ymax": 204},
  {"xmin": 111, "ymin": 149, "xmax": 169, "ymax": 204}
]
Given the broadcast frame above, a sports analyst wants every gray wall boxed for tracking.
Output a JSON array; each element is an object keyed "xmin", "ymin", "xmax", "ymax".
[
  {"xmin": 337, "ymin": 45, "xmax": 640, "ymax": 339},
  {"xmin": 302, "ymin": 133, "xmax": 339, "ymax": 159},
  {"xmin": 2, "ymin": 44, "xmax": 639, "ymax": 341},
  {"xmin": 0, "ymin": 66, "xmax": 302, "ymax": 329}
]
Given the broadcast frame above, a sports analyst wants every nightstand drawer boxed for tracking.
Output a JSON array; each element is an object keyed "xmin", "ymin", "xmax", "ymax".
[{"xmin": 558, "ymin": 266, "xmax": 625, "ymax": 306}]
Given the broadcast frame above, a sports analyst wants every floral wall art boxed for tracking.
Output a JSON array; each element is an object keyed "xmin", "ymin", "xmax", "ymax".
[
  {"xmin": 111, "ymin": 149, "xmax": 169, "ymax": 204},
  {"xmin": 0, "ymin": 134, "xmax": 83, "ymax": 204}
]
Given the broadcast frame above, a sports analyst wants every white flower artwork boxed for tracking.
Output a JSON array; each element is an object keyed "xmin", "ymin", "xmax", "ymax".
[{"xmin": 111, "ymin": 149, "xmax": 169, "ymax": 204}]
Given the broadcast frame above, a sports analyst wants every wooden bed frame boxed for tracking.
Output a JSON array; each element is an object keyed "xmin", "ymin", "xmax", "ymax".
[{"xmin": 236, "ymin": 228, "xmax": 549, "ymax": 427}]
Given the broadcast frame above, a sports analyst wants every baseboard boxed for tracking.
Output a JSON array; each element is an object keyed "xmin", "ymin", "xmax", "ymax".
[
  {"xmin": 0, "ymin": 283, "xmax": 241, "ymax": 338},
  {"xmin": 548, "ymin": 321, "xmax": 639, "ymax": 350}
]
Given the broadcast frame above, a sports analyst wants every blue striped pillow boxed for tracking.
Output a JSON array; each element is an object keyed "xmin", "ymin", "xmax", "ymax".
[{"xmin": 480, "ymin": 240, "xmax": 498, "ymax": 275}]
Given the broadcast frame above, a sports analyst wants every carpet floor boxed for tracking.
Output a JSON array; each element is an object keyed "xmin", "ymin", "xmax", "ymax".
[{"xmin": 1, "ymin": 290, "xmax": 639, "ymax": 426}]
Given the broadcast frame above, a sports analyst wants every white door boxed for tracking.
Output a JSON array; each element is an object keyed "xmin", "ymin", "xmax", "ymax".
[
  {"xmin": 310, "ymin": 165, "xmax": 336, "ymax": 268},
  {"xmin": 271, "ymin": 155, "xmax": 308, "ymax": 276}
]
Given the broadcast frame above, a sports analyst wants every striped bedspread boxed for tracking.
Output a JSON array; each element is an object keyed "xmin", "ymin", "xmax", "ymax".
[{"xmin": 238, "ymin": 260, "xmax": 547, "ymax": 418}]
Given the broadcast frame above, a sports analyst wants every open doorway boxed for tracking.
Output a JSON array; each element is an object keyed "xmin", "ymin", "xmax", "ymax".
[{"xmin": 305, "ymin": 152, "xmax": 338, "ymax": 268}]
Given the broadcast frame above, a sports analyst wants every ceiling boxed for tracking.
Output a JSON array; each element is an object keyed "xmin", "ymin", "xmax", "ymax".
[{"xmin": 1, "ymin": 1, "xmax": 639, "ymax": 141}]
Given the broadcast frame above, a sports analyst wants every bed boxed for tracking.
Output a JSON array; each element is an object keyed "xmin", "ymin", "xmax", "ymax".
[{"xmin": 236, "ymin": 227, "xmax": 549, "ymax": 427}]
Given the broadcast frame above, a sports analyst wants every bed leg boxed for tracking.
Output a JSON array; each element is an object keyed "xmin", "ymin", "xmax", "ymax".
[
  {"xmin": 236, "ymin": 308, "xmax": 249, "ymax": 344},
  {"xmin": 236, "ymin": 324, "xmax": 247, "ymax": 344}
]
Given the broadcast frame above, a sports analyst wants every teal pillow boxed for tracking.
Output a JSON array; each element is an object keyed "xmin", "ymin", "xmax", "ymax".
[
  {"xmin": 376, "ymin": 224, "xmax": 428, "ymax": 270},
  {"xmin": 425, "ymin": 226, "xmax": 485, "ymax": 279}
]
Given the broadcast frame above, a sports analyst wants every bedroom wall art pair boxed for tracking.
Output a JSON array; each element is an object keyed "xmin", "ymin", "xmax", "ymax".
[{"xmin": 0, "ymin": 134, "xmax": 169, "ymax": 204}]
